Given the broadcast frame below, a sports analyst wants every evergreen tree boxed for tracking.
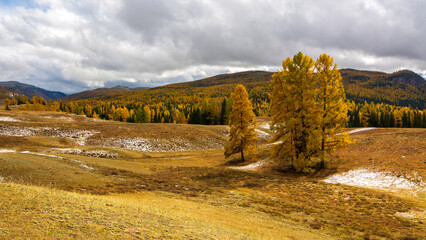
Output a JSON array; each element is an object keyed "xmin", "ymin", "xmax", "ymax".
[
  {"xmin": 224, "ymin": 84, "xmax": 257, "ymax": 161},
  {"xmin": 271, "ymin": 52, "xmax": 352, "ymax": 171},
  {"xmin": 270, "ymin": 52, "xmax": 319, "ymax": 171},
  {"xmin": 315, "ymin": 54, "xmax": 351, "ymax": 168},
  {"xmin": 219, "ymin": 98, "xmax": 228, "ymax": 125},
  {"xmin": 143, "ymin": 106, "xmax": 151, "ymax": 123},
  {"xmin": 4, "ymin": 98, "xmax": 11, "ymax": 110}
]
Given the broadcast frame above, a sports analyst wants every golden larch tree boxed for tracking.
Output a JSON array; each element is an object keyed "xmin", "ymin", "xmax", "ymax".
[
  {"xmin": 225, "ymin": 84, "xmax": 258, "ymax": 161},
  {"xmin": 271, "ymin": 52, "xmax": 320, "ymax": 171},
  {"xmin": 315, "ymin": 54, "xmax": 351, "ymax": 168}
]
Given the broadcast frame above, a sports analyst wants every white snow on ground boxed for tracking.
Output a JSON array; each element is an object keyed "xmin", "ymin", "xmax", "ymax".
[
  {"xmin": 21, "ymin": 151, "xmax": 64, "ymax": 159},
  {"xmin": 266, "ymin": 141, "xmax": 282, "ymax": 146},
  {"xmin": 0, "ymin": 125, "xmax": 97, "ymax": 146},
  {"xmin": 348, "ymin": 128, "xmax": 376, "ymax": 134},
  {"xmin": 70, "ymin": 159, "xmax": 83, "ymax": 163},
  {"xmin": 0, "ymin": 149, "xmax": 16, "ymax": 153},
  {"xmin": 323, "ymin": 168, "xmax": 425, "ymax": 194},
  {"xmin": 395, "ymin": 210, "xmax": 426, "ymax": 222},
  {"xmin": 21, "ymin": 151, "xmax": 95, "ymax": 170},
  {"xmin": 229, "ymin": 159, "xmax": 272, "ymax": 171},
  {"xmin": 258, "ymin": 123, "xmax": 272, "ymax": 129},
  {"xmin": 80, "ymin": 164, "xmax": 94, "ymax": 170},
  {"xmin": 87, "ymin": 137, "xmax": 223, "ymax": 152},
  {"xmin": 255, "ymin": 129, "xmax": 271, "ymax": 139},
  {"xmin": 42, "ymin": 116, "xmax": 74, "ymax": 121},
  {"xmin": 50, "ymin": 148, "xmax": 118, "ymax": 159},
  {"xmin": 267, "ymin": 128, "xmax": 377, "ymax": 145},
  {"xmin": 0, "ymin": 116, "xmax": 21, "ymax": 122}
]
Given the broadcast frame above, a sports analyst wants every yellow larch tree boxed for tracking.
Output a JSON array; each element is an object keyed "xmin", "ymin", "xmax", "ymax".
[
  {"xmin": 224, "ymin": 84, "xmax": 258, "ymax": 162},
  {"xmin": 315, "ymin": 54, "xmax": 351, "ymax": 168},
  {"xmin": 270, "ymin": 52, "xmax": 319, "ymax": 171}
]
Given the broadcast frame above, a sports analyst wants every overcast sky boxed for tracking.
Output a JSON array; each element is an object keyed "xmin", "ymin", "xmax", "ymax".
[{"xmin": 0, "ymin": 0, "xmax": 425, "ymax": 94}]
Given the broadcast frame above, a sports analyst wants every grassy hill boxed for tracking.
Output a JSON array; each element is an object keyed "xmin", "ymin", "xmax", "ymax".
[
  {"xmin": 0, "ymin": 86, "xmax": 20, "ymax": 101},
  {"xmin": 73, "ymin": 69, "xmax": 425, "ymax": 109},
  {"xmin": 0, "ymin": 109, "xmax": 424, "ymax": 239},
  {"xmin": 62, "ymin": 86, "xmax": 149, "ymax": 101},
  {"xmin": 157, "ymin": 70, "xmax": 272, "ymax": 89},
  {"xmin": 340, "ymin": 69, "xmax": 425, "ymax": 108},
  {"xmin": 0, "ymin": 81, "xmax": 66, "ymax": 100}
]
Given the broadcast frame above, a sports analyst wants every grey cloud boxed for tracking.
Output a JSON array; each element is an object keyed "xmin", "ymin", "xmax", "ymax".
[{"xmin": 0, "ymin": 0, "xmax": 425, "ymax": 94}]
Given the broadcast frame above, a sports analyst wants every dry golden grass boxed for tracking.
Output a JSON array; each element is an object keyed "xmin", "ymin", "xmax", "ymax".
[
  {"xmin": 0, "ymin": 109, "xmax": 425, "ymax": 239},
  {"xmin": 330, "ymin": 128, "xmax": 426, "ymax": 178}
]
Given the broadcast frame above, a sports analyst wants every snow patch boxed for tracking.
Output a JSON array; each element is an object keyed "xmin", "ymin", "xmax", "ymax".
[
  {"xmin": 0, "ymin": 125, "xmax": 97, "ymax": 145},
  {"xmin": 258, "ymin": 123, "xmax": 272, "ymax": 129},
  {"xmin": 88, "ymin": 137, "xmax": 222, "ymax": 152},
  {"xmin": 323, "ymin": 168, "xmax": 424, "ymax": 194},
  {"xmin": 0, "ymin": 149, "xmax": 16, "ymax": 153},
  {"xmin": 0, "ymin": 117, "xmax": 21, "ymax": 122},
  {"xmin": 348, "ymin": 128, "xmax": 376, "ymax": 134},
  {"xmin": 21, "ymin": 151, "xmax": 64, "ymax": 159},
  {"xmin": 266, "ymin": 141, "xmax": 282, "ymax": 146},
  {"xmin": 80, "ymin": 164, "xmax": 94, "ymax": 170},
  {"xmin": 70, "ymin": 159, "xmax": 83, "ymax": 164},
  {"xmin": 21, "ymin": 150, "xmax": 95, "ymax": 170},
  {"xmin": 395, "ymin": 210, "xmax": 425, "ymax": 222},
  {"xmin": 42, "ymin": 116, "xmax": 73, "ymax": 121},
  {"xmin": 229, "ymin": 159, "xmax": 272, "ymax": 171},
  {"xmin": 50, "ymin": 148, "xmax": 118, "ymax": 159},
  {"xmin": 255, "ymin": 129, "xmax": 271, "ymax": 139}
]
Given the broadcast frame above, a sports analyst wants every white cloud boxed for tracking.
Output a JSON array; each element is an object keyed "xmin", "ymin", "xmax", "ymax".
[{"xmin": 0, "ymin": 0, "xmax": 425, "ymax": 94}]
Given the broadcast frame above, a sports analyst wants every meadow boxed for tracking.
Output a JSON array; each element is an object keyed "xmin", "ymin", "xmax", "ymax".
[{"xmin": 0, "ymin": 109, "xmax": 424, "ymax": 239}]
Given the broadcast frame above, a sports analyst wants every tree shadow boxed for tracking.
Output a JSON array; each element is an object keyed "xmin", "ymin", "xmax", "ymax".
[
  {"xmin": 273, "ymin": 165, "xmax": 339, "ymax": 178},
  {"xmin": 222, "ymin": 158, "xmax": 245, "ymax": 166}
]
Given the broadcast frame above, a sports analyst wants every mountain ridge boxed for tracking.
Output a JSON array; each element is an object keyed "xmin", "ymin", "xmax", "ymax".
[
  {"xmin": 0, "ymin": 81, "xmax": 66, "ymax": 101},
  {"xmin": 61, "ymin": 86, "xmax": 149, "ymax": 101},
  {"xmin": 87, "ymin": 68, "xmax": 424, "ymax": 109}
]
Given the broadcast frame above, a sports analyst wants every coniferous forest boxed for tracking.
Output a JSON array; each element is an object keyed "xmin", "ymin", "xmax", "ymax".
[{"xmin": 5, "ymin": 69, "xmax": 425, "ymax": 128}]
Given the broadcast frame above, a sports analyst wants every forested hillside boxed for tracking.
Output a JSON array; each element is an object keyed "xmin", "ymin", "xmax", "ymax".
[
  {"xmin": 341, "ymin": 69, "xmax": 425, "ymax": 108},
  {"xmin": 61, "ymin": 86, "xmax": 150, "ymax": 101},
  {"xmin": 12, "ymin": 69, "xmax": 426, "ymax": 127},
  {"xmin": 0, "ymin": 81, "xmax": 66, "ymax": 100},
  {"xmin": 85, "ymin": 69, "xmax": 424, "ymax": 109}
]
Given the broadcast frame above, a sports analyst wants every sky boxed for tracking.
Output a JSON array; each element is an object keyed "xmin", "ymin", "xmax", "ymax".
[{"xmin": 0, "ymin": 0, "xmax": 425, "ymax": 94}]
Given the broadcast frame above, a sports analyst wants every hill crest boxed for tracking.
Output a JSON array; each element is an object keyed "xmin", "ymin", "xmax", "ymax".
[
  {"xmin": 0, "ymin": 81, "xmax": 66, "ymax": 100},
  {"xmin": 61, "ymin": 86, "xmax": 149, "ymax": 101}
]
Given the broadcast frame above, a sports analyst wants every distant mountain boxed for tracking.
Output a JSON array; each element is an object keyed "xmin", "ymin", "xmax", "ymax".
[
  {"xmin": 83, "ymin": 69, "xmax": 423, "ymax": 108},
  {"xmin": 386, "ymin": 70, "xmax": 426, "ymax": 88},
  {"xmin": 340, "ymin": 69, "xmax": 425, "ymax": 108},
  {"xmin": 155, "ymin": 71, "xmax": 272, "ymax": 90},
  {"xmin": 0, "ymin": 81, "xmax": 66, "ymax": 101},
  {"xmin": 417, "ymin": 72, "xmax": 426, "ymax": 80},
  {"xmin": 62, "ymin": 86, "xmax": 149, "ymax": 101},
  {"xmin": 0, "ymin": 86, "xmax": 21, "ymax": 100},
  {"xmin": 131, "ymin": 87, "xmax": 150, "ymax": 91}
]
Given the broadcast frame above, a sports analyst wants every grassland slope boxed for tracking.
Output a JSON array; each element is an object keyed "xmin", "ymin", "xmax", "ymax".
[
  {"xmin": 62, "ymin": 86, "xmax": 149, "ymax": 101},
  {"xmin": 72, "ymin": 69, "xmax": 425, "ymax": 109},
  {"xmin": 0, "ymin": 110, "xmax": 425, "ymax": 239}
]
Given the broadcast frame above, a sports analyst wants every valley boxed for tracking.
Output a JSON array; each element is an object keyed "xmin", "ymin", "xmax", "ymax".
[{"xmin": 0, "ymin": 110, "xmax": 424, "ymax": 239}]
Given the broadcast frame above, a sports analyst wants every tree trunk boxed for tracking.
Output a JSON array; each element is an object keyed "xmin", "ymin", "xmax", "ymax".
[
  {"xmin": 320, "ymin": 126, "xmax": 325, "ymax": 169},
  {"xmin": 241, "ymin": 149, "xmax": 245, "ymax": 162},
  {"xmin": 321, "ymin": 88, "xmax": 327, "ymax": 169}
]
